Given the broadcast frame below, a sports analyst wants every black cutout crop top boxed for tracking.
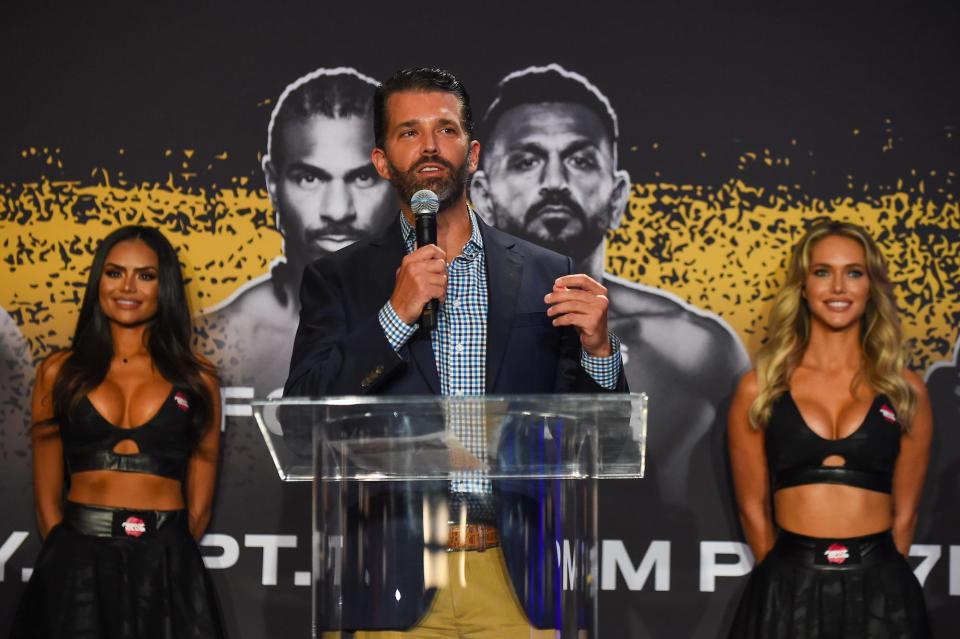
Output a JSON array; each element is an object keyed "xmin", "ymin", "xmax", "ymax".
[
  {"xmin": 59, "ymin": 388, "xmax": 195, "ymax": 481},
  {"xmin": 764, "ymin": 392, "xmax": 901, "ymax": 494}
]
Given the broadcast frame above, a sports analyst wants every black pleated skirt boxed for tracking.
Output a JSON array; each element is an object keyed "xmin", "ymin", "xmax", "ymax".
[
  {"xmin": 10, "ymin": 502, "xmax": 226, "ymax": 639},
  {"xmin": 729, "ymin": 530, "xmax": 931, "ymax": 639}
]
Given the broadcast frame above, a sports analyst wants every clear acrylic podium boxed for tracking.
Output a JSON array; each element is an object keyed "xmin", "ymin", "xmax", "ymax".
[{"xmin": 253, "ymin": 394, "xmax": 646, "ymax": 638}]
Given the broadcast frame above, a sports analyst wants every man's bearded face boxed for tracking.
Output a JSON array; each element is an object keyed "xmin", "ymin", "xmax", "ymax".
[
  {"xmin": 386, "ymin": 149, "xmax": 471, "ymax": 212},
  {"xmin": 482, "ymin": 102, "xmax": 619, "ymax": 262},
  {"xmin": 271, "ymin": 115, "xmax": 395, "ymax": 266}
]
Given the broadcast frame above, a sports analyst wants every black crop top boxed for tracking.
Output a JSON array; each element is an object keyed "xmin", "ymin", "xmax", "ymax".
[
  {"xmin": 764, "ymin": 392, "xmax": 901, "ymax": 494},
  {"xmin": 59, "ymin": 388, "xmax": 195, "ymax": 481}
]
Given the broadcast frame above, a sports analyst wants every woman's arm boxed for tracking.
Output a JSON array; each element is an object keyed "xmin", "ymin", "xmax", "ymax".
[
  {"xmin": 890, "ymin": 370, "xmax": 933, "ymax": 554},
  {"xmin": 32, "ymin": 352, "xmax": 68, "ymax": 538},
  {"xmin": 727, "ymin": 371, "xmax": 776, "ymax": 562},
  {"xmin": 185, "ymin": 370, "xmax": 222, "ymax": 541}
]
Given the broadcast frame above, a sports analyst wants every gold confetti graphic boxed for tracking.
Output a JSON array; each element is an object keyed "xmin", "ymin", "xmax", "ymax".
[
  {"xmin": 608, "ymin": 180, "xmax": 959, "ymax": 368},
  {"xmin": 2, "ymin": 156, "xmax": 958, "ymax": 372}
]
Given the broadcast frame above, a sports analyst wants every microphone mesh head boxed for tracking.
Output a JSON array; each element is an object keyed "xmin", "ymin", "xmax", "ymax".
[{"xmin": 411, "ymin": 189, "xmax": 440, "ymax": 217}]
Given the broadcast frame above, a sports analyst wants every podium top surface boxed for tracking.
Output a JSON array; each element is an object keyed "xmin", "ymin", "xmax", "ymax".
[{"xmin": 253, "ymin": 393, "xmax": 646, "ymax": 482}]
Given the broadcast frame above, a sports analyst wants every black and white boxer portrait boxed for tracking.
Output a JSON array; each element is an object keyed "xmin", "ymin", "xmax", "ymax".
[
  {"xmin": 197, "ymin": 68, "xmax": 397, "ymax": 397},
  {"xmin": 472, "ymin": 64, "xmax": 750, "ymax": 509}
]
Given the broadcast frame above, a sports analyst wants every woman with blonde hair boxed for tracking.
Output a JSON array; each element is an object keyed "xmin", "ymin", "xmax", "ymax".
[{"xmin": 727, "ymin": 220, "xmax": 932, "ymax": 638}]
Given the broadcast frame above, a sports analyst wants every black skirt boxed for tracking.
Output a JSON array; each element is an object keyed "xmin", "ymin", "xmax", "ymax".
[
  {"xmin": 729, "ymin": 530, "xmax": 931, "ymax": 639},
  {"xmin": 10, "ymin": 501, "xmax": 226, "ymax": 639}
]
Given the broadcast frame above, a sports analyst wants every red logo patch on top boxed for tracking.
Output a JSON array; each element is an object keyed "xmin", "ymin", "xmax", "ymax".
[
  {"xmin": 824, "ymin": 543, "xmax": 850, "ymax": 564},
  {"xmin": 879, "ymin": 404, "xmax": 897, "ymax": 424},
  {"xmin": 174, "ymin": 391, "xmax": 190, "ymax": 412},
  {"xmin": 122, "ymin": 516, "xmax": 147, "ymax": 538}
]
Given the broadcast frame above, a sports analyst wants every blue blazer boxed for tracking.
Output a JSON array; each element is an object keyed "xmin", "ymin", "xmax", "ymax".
[{"xmin": 285, "ymin": 215, "xmax": 627, "ymax": 630}]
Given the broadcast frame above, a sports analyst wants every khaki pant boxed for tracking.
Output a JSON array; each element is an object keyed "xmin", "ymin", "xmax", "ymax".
[{"xmin": 324, "ymin": 546, "xmax": 557, "ymax": 639}]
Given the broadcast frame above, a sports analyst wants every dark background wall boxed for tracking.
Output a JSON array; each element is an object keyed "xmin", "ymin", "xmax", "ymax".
[{"xmin": 1, "ymin": 2, "xmax": 958, "ymax": 637}]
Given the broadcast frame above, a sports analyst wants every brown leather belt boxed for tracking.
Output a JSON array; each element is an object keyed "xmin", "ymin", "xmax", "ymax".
[{"xmin": 448, "ymin": 523, "xmax": 499, "ymax": 551}]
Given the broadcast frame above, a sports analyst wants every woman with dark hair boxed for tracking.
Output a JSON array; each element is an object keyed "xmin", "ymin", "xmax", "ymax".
[
  {"xmin": 727, "ymin": 220, "xmax": 933, "ymax": 638},
  {"xmin": 11, "ymin": 225, "xmax": 226, "ymax": 638}
]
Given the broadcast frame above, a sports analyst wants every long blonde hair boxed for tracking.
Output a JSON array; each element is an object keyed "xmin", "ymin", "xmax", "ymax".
[{"xmin": 749, "ymin": 220, "xmax": 915, "ymax": 429}]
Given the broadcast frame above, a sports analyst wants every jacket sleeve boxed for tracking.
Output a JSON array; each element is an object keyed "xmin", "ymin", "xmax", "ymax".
[{"xmin": 283, "ymin": 260, "xmax": 406, "ymax": 397}]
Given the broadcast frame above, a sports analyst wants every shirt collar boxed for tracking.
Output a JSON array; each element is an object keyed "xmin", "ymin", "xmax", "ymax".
[{"xmin": 399, "ymin": 207, "xmax": 484, "ymax": 256}]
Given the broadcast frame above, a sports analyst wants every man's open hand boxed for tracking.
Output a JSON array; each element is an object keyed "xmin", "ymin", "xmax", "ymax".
[{"xmin": 545, "ymin": 274, "xmax": 611, "ymax": 357}]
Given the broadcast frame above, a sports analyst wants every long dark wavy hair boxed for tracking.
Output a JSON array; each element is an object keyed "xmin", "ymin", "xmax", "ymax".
[{"xmin": 52, "ymin": 225, "xmax": 216, "ymax": 444}]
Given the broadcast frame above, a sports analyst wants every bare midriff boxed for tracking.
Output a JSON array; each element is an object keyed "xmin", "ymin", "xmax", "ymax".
[
  {"xmin": 67, "ymin": 470, "xmax": 185, "ymax": 511},
  {"xmin": 774, "ymin": 483, "xmax": 892, "ymax": 537}
]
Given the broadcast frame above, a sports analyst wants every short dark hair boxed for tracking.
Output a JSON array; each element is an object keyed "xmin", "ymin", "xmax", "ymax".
[
  {"xmin": 373, "ymin": 67, "xmax": 474, "ymax": 148},
  {"xmin": 481, "ymin": 64, "xmax": 619, "ymax": 162},
  {"xmin": 267, "ymin": 67, "xmax": 379, "ymax": 168}
]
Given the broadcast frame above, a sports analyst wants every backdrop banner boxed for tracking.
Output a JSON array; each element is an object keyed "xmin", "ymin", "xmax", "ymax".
[{"xmin": 1, "ymin": 3, "xmax": 957, "ymax": 637}]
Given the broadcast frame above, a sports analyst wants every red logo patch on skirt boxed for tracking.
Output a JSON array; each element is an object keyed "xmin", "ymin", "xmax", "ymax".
[
  {"xmin": 824, "ymin": 543, "xmax": 850, "ymax": 564},
  {"xmin": 121, "ymin": 516, "xmax": 147, "ymax": 538}
]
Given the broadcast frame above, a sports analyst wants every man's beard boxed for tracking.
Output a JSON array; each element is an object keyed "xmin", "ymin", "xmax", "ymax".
[
  {"xmin": 495, "ymin": 189, "xmax": 607, "ymax": 263},
  {"xmin": 387, "ymin": 152, "xmax": 471, "ymax": 212},
  {"xmin": 302, "ymin": 218, "xmax": 365, "ymax": 255},
  {"xmin": 281, "ymin": 217, "xmax": 361, "ymax": 268}
]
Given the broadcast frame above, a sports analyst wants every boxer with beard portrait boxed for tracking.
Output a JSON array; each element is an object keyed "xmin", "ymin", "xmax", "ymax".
[{"xmin": 197, "ymin": 68, "xmax": 396, "ymax": 399}]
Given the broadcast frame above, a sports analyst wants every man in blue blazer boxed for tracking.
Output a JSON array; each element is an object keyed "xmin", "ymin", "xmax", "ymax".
[{"xmin": 285, "ymin": 67, "xmax": 626, "ymax": 637}]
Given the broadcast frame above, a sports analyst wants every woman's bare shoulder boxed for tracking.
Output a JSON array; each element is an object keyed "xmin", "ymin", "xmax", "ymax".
[
  {"xmin": 902, "ymin": 368, "xmax": 929, "ymax": 400},
  {"xmin": 191, "ymin": 352, "xmax": 221, "ymax": 394},
  {"xmin": 734, "ymin": 369, "xmax": 760, "ymax": 400},
  {"xmin": 36, "ymin": 350, "xmax": 71, "ymax": 387}
]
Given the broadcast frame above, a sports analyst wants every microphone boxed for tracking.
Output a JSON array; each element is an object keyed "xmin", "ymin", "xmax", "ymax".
[{"xmin": 411, "ymin": 189, "xmax": 440, "ymax": 330}]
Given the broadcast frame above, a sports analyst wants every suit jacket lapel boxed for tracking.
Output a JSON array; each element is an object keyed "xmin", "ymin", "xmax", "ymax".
[
  {"xmin": 480, "ymin": 221, "xmax": 523, "ymax": 393},
  {"xmin": 368, "ymin": 218, "xmax": 405, "ymax": 310},
  {"xmin": 373, "ymin": 217, "xmax": 441, "ymax": 394}
]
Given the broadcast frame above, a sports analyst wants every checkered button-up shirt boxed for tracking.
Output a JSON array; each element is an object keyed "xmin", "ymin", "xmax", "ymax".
[{"xmin": 378, "ymin": 210, "xmax": 622, "ymax": 495}]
